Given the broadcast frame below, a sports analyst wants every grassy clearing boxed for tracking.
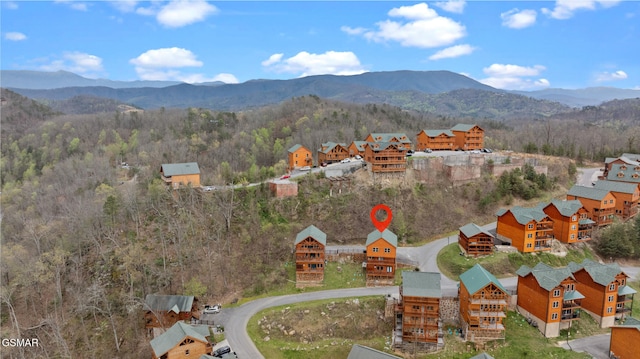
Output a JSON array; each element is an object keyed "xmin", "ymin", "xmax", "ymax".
[
  {"xmin": 247, "ymin": 297, "xmax": 393, "ymax": 359},
  {"xmin": 437, "ymin": 243, "xmax": 596, "ymax": 280}
]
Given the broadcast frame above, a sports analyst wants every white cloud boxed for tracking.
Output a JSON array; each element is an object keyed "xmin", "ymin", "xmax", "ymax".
[
  {"xmin": 156, "ymin": 0, "xmax": 218, "ymax": 28},
  {"xmin": 38, "ymin": 52, "xmax": 104, "ymax": 76},
  {"xmin": 595, "ymin": 70, "xmax": 628, "ymax": 82},
  {"xmin": 54, "ymin": 1, "xmax": 88, "ymax": 11},
  {"xmin": 542, "ymin": 0, "xmax": 620, "ymax": 20},
  {"xmin": 130, "ymin": 47, "xmax": 203, "ymax": 68},
  {"xmin": 501, "ymin": 9, "xmax": 537, "ymax": 29},
  {"xmin": 262, "ymin": 51, "xmax": 366, "ymax": 77},
  {"xmin": 429, "ymin": 44, "xmax": 476, "ymax": 60},
  {"xmin": 4, "ymin": 2, "xmax": 18, "ymax": 10},
  {"xmin": 350, "ymin": 3, "xmax": 465, "ymax": 48},
  {"xmin": 5, "ymin": 32, "xmax": 27, "ymax": 41},
  {"xmin": 340, "ymin": 26, "xmax": 367, "ymax": 35},
  {"xmin": 211, "ymin": 73, "xmax": 239, "ymax": 84},
  {"xmin": 109, "ymin": 1, "xmax": 138, "ymax": 13},
  {"xmin": 434, "ymin": 0, "xmax": 466, "ymax": 14},
  {"xmin": 479, "ymin": 63, "xmax": 550, "ymax": 90}
]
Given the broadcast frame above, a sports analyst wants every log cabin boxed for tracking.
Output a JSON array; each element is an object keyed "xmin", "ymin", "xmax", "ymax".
[
  {"xmin": 150, "ymin": 322, "xmax": 212, "ymax": 359},
  {"xmin": 364, "ymin": 133, "xmax": 412, "ymax": 147},
  {"xmin": 603, "ymin": 153, "xmax": 640, "ymax": 178},
  {"xmin": 495, "ymin": 206, "xmax": 554, "ymax": 253},
  {"xmin": 287, "ymin": 144, "xmax": 312, "ymax": 170},
  {"xmin": 594, "ymin": 180, "xmax": 640, "ymax": 220},
  {"xmin": 348, "ymin": 141, "xmax": 368, "ymax": 157},
  {"xmin": 609, "ymin": 317, "xmax": 640, "ymax": 359},
  {"xmin": 458, "ymin": 223, "xmax": 495, "ymax": 257},
  {"xmin": 415, "ymin": 130, "xmax": 455, "ymax": 151},
  {"xmin": 394, "ymin": 271, "xmax": 443, "ymax": 351},
  {"xmin": 516, "ymin": 263, "xmax": 584, "ymax": 338},
  {"xmin": 566, "ymin": 185, "xmax": 616, "ymax": 227},
  {"xmin": 605, "ymin": 163, "xmax": 640, "ymax": 185},
  {"xmin": 294, "ymin": 225, "xmax": 327, "ymax": 285},
  {"xmin": 347, "ymin": 344, "xmax": 403, "ymax": 359},
  {"xmin": 540, "ymin": 199, "xmax": 594, "ymax": 244},
  {"xmin": 144, "ymin": 295, "xmax": 199, "ymax": 329},
  {"xmin": 365, "ymin": 229, "xmax": 397, "ymax": 285},
  {"xmin": 160, "ymin": 163, "xmax": 201, "ymax": 189},
  {"xmin": 363, "ymin": 142, "xmax": 409, "ymax": 174},
  {"xmin": 451, "ymin": 124, "xmax": 484, "ymax": 151},
  {"xmin": 459, "ymin": 264, "xmax": 508, "ymax": 343},
  {"xmin": 568, "ymin": 259, "xmax": 637, "ymax": 328},
  {"xmin": 318, "ymin": 142, "xmax": 349, "ymax": 164}
]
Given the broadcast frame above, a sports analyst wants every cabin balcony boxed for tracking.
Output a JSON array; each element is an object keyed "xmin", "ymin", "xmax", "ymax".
[
  {"xmin": 468, "ymin": 310, "xmax": 507, "ymax": 319},
  {"xmin": 469, "ymin": 297, "xmax": 507, "ymax": 305},
  {"xmin": 295, "ymin": 256, "xmax": 325, "ymax": 264},
  {"xmin": 536, "ymin": 222, "xmax": 554, "ymax": 231},
  {"xmin": 561, "ymin": 310, "xmax": 580, "ymax": 321}
]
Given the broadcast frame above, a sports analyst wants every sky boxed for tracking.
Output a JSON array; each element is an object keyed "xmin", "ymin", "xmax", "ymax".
[{"xmin": 1, "ymin": 0, "xmax": 639, "ymax": 90}]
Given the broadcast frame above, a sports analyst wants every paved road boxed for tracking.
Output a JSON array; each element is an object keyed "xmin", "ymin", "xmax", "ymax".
[
  {"xmin": 560, "ymin": 333, "xmax": 611, "ymax": 359},
  {"xmin": 576, "ymin": 167, "xmax": 603, "ymax": 187}
]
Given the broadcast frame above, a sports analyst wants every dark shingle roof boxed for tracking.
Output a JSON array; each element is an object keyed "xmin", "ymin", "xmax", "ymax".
[
  {"xmin": 347, "ymin": 344, "xmax": 403, "ymax": 359},
  {"xmin": 161, "ymin": 162, "xmax": 200, "ymax": 176},
  {"xmin": 295, "ymin": 225, "xmax": 327, "ymax": 245},
  {"xmin": 402, "ymin": 271, "xmax": 441, "ymax": 298},
  {"xmin": 460, "ymin": 264, "xmax": 506, "ymax": 295},
  {"xmin": 150, "ymin": 322, "xmax": 209, "ymax": 357},
  {"xmin": 145, "ymin": 295, "xmax": 195, "ymax": 313},
  {"xmin": 366, "ymin": 229, "xmax": 398, "ymax": 248}
]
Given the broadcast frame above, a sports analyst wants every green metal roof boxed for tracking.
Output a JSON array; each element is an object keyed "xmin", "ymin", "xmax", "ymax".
[
  {"xmin": 459, "ymin": 223, "xmax": 494, "ymax": 238},
  {"xmin": 451, "ymin": 123, "xmax": 480, "ymax": 132},
  {"xmin": 368, "ymin": 133, "xmax": 412, "ymax": 144},
  {"xmin": 616, "ymin": 317, "xmax": 640, "ymax": 329},
  {"xmin": 150, "ymin": 322, "xmax": 209, "ymax": 357},
  {"xmin": 578, "ymin": 218, "xmax": 596, "ymax": 225},
  {"xmin": 347, "ymin": 344, "xmax": 402, "ymax": 359},
  {"xmin": 288, "ymin": 144, "xmax": 308, "ymax": 153},
  {"xmin": 402, "ymin": 271, "xmax": 442, "ymax": 298},
  {"xmin": 423, "ymin": 129, "xmax": 454, "ymax": 137},
  {"xmin": 145, "ymin": 294, "xmax": 194, "ymax": 312},
  {"xmin": 366, "ymin": 228, "xmax": 398, "ymax": 248},
  {"xmin": 496, "ymin": 205, "xmax": 549, "ymax": 225},
  {"xmin": 544, "ymin": 199, "xmax": 585, "ymax": 217},
  {"xmin": 460, "ymin": 264, "xmax": 507, "ymax": 295},
  {"xmin": 606, "ymin": 163, "xmax": 640, "ymax": 183},
  {"xmin": 161, "ymin": 162, "xmax": 200, "ymax": 176},
  {"xmin": 470, "ymin": 353, "xmax": 495, "ymax": 359},
  {"xmin": 295, "ymin": 225, "xmax": 327, "ymax": 245},
  {"xmin": 563, "ymin": 290, "xmax": 585, "ymax": 301},
  {"xmin": 516, "ymin": 262, "xmax": 575, "ymax": 291},
  {"xmin": 594, "ymin": 180, "xmax": 640, "ymax": 194},
  {"xmin": 567, "ymin": 185, "xmax": 612, "ymax": 200},
  {"xmin": 366, "ymin": 142, "xmax": 410, "ymax": 152},
  {"xmin": 568, "ymin": 259, "xmax": 627, "ymax": 287},
  {"xmin": 350, "ymin": 141, "xmax": 368, "ymax": 151},
  {"xmin": 619, "ymin": 285, "xmax": 637, "ymax": 296},
  {"xmin": 318, "ymin": 141, "xmax": 348, "ymax": 154}
]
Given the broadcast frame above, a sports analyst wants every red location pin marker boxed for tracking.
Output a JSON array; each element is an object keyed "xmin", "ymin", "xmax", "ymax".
[{"xmin": 370, "ymin": 204, "xmax": 392, "ymax": 232}]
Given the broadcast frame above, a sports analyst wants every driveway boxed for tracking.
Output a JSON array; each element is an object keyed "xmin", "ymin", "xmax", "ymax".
[{"xmin": 560, "ymin": 333, "xmax": 611, "ymax": 359}]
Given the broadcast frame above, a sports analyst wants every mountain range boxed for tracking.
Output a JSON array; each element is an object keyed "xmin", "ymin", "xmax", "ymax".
[{"xmin": 2, "ymin": 70, "xmax": 639, "ymax": 117}]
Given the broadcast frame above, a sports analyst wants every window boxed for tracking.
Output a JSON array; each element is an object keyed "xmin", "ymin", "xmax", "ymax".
[
  {"xmin": 609, "ymin": 283, "xmax": 616, "ymax": 291},
  {"xmin": 572, "ymin": 215, "xmax": 577, "ymax": 221},
  {"xmin": 185, "ymin": 350, "xmax": 190, "ymax": 355},
  {"xmin": 553, "ymin": 289, "xmax": 561, "ymax": 297},
  {"xmin": 384, "ymin": 248, "xmax": 391, "ymax": 253},
  {"xmin": 372, "ymin": 247, "xmax": 379, "ymax": 253},
  {"xmin": 526, "ymin": 243, "xmax": 532, "ymax": 248},
  {"xmin": 570, "ymin": 234, "xmax": 575, "ymax": 239},
  {"xmin": 552, "ymin": 313, "xmax": 558, "ymax": 320},
  {"xmin": 608, "ymin": 295, "xmax": 614, "ymax": 302},
  {"xmin": 610, "ymin": 199, "xmax": 614, "ymax": 204},
  {"xmin": 571, "ymin": 225, "xmax": 576, "ymax": 230},
  {"xmin": 607, "ymin": 307, "xmax": 613, "ymax": 313},
  {"xmin": 552, "ymin": 301, "xmax": 559, "ymax": 308},
  {"xmin": 528, "ymin": 224, "xmax": 534, "ymax": 229},
  {"xmin": 387, "ymin": 266, "xmax": 393, "ymax": 273},
  {"xmin": 527, "ymin": 233, "xmax": 533, "ymax": 238}
]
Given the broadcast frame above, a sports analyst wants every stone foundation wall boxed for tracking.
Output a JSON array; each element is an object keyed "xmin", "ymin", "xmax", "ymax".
[{"xmin": 440, "ymin": 296, "xmax": 460, "ymax": 325}]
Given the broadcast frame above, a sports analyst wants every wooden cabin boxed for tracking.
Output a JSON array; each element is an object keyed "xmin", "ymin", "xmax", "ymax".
[
  {"xmin": 516, "ymin": 263, "xmax": 584, "ymax": 338},
  {"xmin": 394, "ymin": 271, "xmax": 442, "ymax": 351},
  {"xmin": 365, "ymin": 229, "xmax": 397, "ymax": 285},
  {"xmin": 294, "ymin": 225, "xmax": 327, "ymax": 285},
  {"xmin": 540, "ymin": 199, "xmax": 594, "ymax": 244},
  {"xmin": 458, "ymin": 223, "xmax": 494, "ymax": 257},
  {"xmin": 459, "ymin": 264, "xmax": 508, "ymax": 343},
  {"xmin": 363, "ymin": 142, "xmax": 409, "ymax": 173},
  {"xmin": 365, "ymin": 133, "xmax": 412, "ymax": 147},
  {"xmin": 495, "ymin": 206, "xmax": 554, "ymax": 253},
  {"xmin": 606, "ymin": 163, "xmax": 640, "ymax": 186},
  {"xmin": 348, "ymin": 141, "xmax": 368, "ymax": 157},
  {"xmin": 594, "ymin": 180, "xmax": 640, "ymax": 221},
  {"xmin": 610, "ymin": 317, "xmax": 640, "ymax": 359},
  {"xmin": 451, "ymin": 124, "xmax": 484, "ymax": 151},
  {"xmin": 150, "ymin": 322, "xmax": 212, "ymax": 359},
  {"xmin": 603, "ymin": 154, "xmax": 640, "ymax": 178},
  {"xmin": 160, "ymin": 163, "xmax": 201, "ymax": 189},
  {"xmin": 347, "ymin": 344, "xmax": 402, "ymax": 359},
  {"xmin": 144, "ymin": 295, "xmax": 199, "ymax": 329},
  {"xmin": 566, "ymin": 185, "xmax": 616, "ymax": 227},
  {"xmin": 415, "ymin": 130, "xmax": 455, "ymax": 151},
  {"xmin": 318, "ymin": 142, "xmax": 349, "ymax": 164},
  {"xmin": 568, "ymin": 259, "xmax": 637, "ymax": 328},
  {"xmin": 287, "ymin": 144, "xmax": 312, "ymax": 170}
]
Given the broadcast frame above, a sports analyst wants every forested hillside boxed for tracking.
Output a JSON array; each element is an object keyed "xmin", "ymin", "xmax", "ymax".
[{"xmin": 0, "ymin": 88, "xmax": 637, "ymax": 357}]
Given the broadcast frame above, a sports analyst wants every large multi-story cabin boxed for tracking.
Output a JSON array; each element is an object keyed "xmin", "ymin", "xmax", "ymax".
[
  {"xmin": 365, "ymin": 229, "xmax": 397, "ymax": 285},
  {"xmin": 294, "ymin": 225, "xmax": 327, "ymax": 285},
  {"xmin": 318, "ymin": 142, "xmax": 349, "ymax": 164},
  {"xmin": 451, "ymin": 124, "xmax": 484, "ymax": 151},
  {"xmin": 348, "ymin": 141, "xmax": 368, "ymax": 157},
  {"xmin": 287, "ymin": 144, "xmax": 312, "ymax": 170},
  {"xmin": 593, "ymin": 180, "xmax": 640, "ymax": 221},
  {"xmin": 540, "ymin": 199, "xmax": 594, "ymax": 244},
  {"xmin": 566, "ymin": 185, "xmax": 616, "ymax": 227},
  {"xmin": 458, "ymin": 264, "xmax": 508, "ymax": 343},
  {"xmin": 458, "ymin": 223, "xmax": 494, "ymax": 257},
  {"xmin": 415, "ymin": 129, "xmax": 455, "ymax": 151},
  {"xmin": 516, "ymin": 263, "xmax": 584, "ymax": 338},
  {"xmin": 364, "ymin": 133, "xmax": 412, "ymax": 147},
  {"xmin": 144, "ymin": 295, "xmax": 199, "ymax": 329},
  {"xmin": 495, "ymin": 206, "xmax": 554, "ymax": 253},
  {"xmin": 568, "ymin": 259, "xmax": 637, "ymax": 328},
  {"xmin": 610, "ymin": 317, "xmax": 640, "ymax": 359},
  {"xmin": 363, "ymin": 142, "xmax": 409, "ymax": 173},
  {"xmin": 605, "ymin": 163, "xmax": 640, "ymax": 186},
  {"xmin": 150, "ymin": 322, "xmax": 212, "ymax": 359},
  {"xmin": 603, "ymin": 153, "xmax": 640, "ymax": 178},
  {"xmin": 394, "ymin": 271, "xmax": 442, "ymax": 351},
  {"xmin": 160, "ymin": 163, "xmax": 201, "ymax": 189}
]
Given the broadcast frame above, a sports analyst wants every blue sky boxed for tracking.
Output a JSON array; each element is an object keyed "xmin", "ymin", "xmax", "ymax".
[{"xmin": 2, "ymin": 1, "xmax": 639, "ymax": 90}]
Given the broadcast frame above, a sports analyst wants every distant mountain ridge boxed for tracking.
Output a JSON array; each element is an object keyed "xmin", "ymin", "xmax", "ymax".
[{"xmin": 0, "ymin": 70, "xmax": 184, "ymax": 89}]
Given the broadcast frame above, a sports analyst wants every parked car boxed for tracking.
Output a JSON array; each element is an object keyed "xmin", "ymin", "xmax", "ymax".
[
  {"xmin": 354, "ymin": 155, "xmax": 362, "ymax": 160},
  {"xmin": 320, "ymin": 162, "xmax": 328, "ymax": 167},
  {"xmin": 203, "ymin": 186, "xmax": 215, "ymax": 192},
  {"xmin": 482, "ymin": 148, "xmax": 493, "ymax": 153},
  {"xmin": 340, "ymin": 158, "xmax": 351, "ymax": 163},
  {"xmin": 425, "ymin": 148, "xmax": 432, "ymax": 153},
  {"xmin": 213, "ymin": 345, "xmax": 231, "ymax": 357},
  {"xmin": 280, "ymin": 174, "xmax": 291, "ymax": 180},
  {"xmin": 204, "ymin": 304, "xmax": 221, "ymax": 314},
  {"xmin": 471, "ymin": 150, "xmax": 482, "ymax": 154}
]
